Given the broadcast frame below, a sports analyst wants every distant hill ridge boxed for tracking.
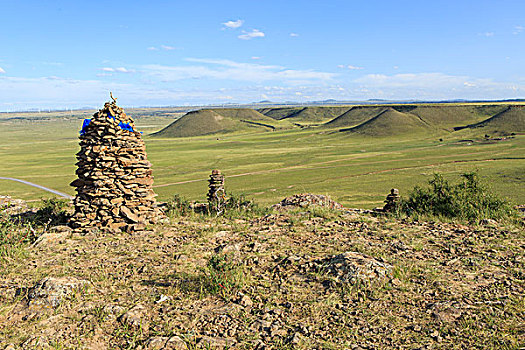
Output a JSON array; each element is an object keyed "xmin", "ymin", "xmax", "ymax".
[{"xmin": 152, "ymin": 104, "xmax": 525, "ymax": 138}]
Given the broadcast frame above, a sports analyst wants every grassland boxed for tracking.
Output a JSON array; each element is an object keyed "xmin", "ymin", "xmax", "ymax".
[
  {"xmin": 0, "ymin": 103, "xmax": 524, "ymax": 349},
  {"xmin": 1, "ymin": 204, "xmax": 523, "ymax": 349},
  {"xmin": 0, "ymin": 104, "xmax": 523, "ymax": 209}
]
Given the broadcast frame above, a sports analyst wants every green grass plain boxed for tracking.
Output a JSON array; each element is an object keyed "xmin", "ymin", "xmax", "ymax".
[{"xmin": 0, "ymin": 108, "xmax": 523, "ymax": 209}]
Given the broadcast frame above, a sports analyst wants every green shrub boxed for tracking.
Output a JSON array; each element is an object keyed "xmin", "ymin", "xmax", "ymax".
[
  {"xmin": 165, "ymin": 194, "xmax": 193, "ymax": 217},
  {"xmin": 222, "ymin": 193, "xmax": 268, "ymax": 218},
  {"xmin": 202, "ymin": 253, "xmax": 244, "ymax": 298},
  {"xmin": 400, "ymin": 172, "xmax": 517, "ymax": 223},
  {"xmin": 33, "ymin": 198, "xmax": 70, "ymax": 226}
]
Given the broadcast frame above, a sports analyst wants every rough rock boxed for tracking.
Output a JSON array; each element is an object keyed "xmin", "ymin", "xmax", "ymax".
[
  {"xmin": 27, "ymin": 277, "xmax": 90, "ymax": 308},
  {"xmin": 118, "ymin": 304, "xmax": 149, "ymax": 331},
  {"xmin": 197, "ymin": 336, "xmax": 236, "ymax": 349},
  {"xmin": 312, "ymin": 251, "xmax": 392, "ymax": 284},
  {"xmin": 144, "ymin": 336, "xmax": 186, "ymax": 349},
  {"xmin": 272, "ymin": 193, "xmax": 343, "ymax": 211},
  {"xmin": 0, "ymin": 195, "xmax": 28, "ymax": 216},
  {"xmin": 32, "ymin": 225, "xmax": 72, "ymax": 247}
]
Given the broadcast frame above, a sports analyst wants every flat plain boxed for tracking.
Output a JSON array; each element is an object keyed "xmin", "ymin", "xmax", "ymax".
[{"xmin": 0, "ymin": 104, "xmax": 523, "ymax": 209}]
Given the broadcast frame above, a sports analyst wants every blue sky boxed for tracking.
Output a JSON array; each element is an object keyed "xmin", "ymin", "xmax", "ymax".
[{"xmin": 0, "ymin": 0, "xmax": 524, "ymax": 110}]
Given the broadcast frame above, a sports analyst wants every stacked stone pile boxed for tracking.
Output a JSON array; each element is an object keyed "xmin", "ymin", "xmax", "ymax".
[
  {"xmin": 207, "ymin": 169, "xmax": 226, "ymax": 213},
  {"xmin": 70, "ymin": 99, "xmax": 162, "ymax": 232},
  {"xmin": 383, "ymin": 188, "xmax": 400, "ymax": 212},
  {"xmin": 273, "ymin": 193, "xmax": 343, "ymax": 211}
]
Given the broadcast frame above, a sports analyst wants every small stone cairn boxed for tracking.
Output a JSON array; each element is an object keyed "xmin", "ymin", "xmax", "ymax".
[
  {"xmin": 207, "ymin": 169, "xmax": 226, "ymax": 213},
  {"xmin": 383, "ymin": 188, "xmax": 400, "ymax": 212},
  {"xmin": 70, "ymin": 96, "xmax": 162, "ymax": 232}
]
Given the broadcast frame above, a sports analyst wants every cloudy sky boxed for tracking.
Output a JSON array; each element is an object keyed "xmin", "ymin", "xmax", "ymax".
[{"xmin": 0, "ymin": 0, "xmax": 524, "ymax": 111}]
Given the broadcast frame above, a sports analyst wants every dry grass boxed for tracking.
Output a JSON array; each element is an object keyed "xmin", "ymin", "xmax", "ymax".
[{"xmin": 0, "ymin": 206, "xmax": 523, "ymax": 349}]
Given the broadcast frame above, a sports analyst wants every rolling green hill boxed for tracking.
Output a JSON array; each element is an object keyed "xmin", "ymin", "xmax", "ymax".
[
  {"xmin": 153, "ymin": 104, "xmax": 525, "ymax": 138},
  {"xmin": 257, "ymin": 107, "xmax": 304, "ymax": 120},
  {"xmin": 259, "ymin": 106, "xmax": 351, "ymax": 124},
  {"xmin": 408, "ymin": 105, "xmax": 508, "ymax": 130},
  {"xmin": 153, "ymin": 108, "xmax": 279, "ymax": 137},
  {"xmin": 324, "ymin": 106, "xmax": 387, "ymax": 129},
  {"xmin": 458, "ymin": 106, "xmax": 525, "ymax": 134},
  {"xmin": 341, "ymin": 107, "xmax": 433, "ymax": 136}
]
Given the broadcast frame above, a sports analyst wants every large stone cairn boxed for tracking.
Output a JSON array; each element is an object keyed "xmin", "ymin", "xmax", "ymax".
[
  {"xmin": 70, "ymin": 99, "xmax": 161, "ymax": 232},
  {"xmin": 207, "ymin": 169, "xmax": 226, "ymax": 213}
]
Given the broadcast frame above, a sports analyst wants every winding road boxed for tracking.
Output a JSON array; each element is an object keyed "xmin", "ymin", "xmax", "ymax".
[{"xmin": 0, "ymin": 177, "xmax": 73, "ymax": 199}]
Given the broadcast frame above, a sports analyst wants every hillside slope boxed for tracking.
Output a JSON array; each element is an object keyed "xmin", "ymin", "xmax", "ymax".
[
  {"xmin": 257, "ymin": 107, "xmax": 304, "ymax": 120},
  {"xmin": 324, "ymin": 106, "xmax": 386, "ymax": 129},
  {"xmin": 410, "ymin": 105, "xmax": 508, "ymax": 129},
  {"xmin": 342, "ymin": 107, "xmax": 432, "ymax": 136},
  {"xmin": 458, "ymin": 106, "xmax": 525, "ymax": 133},
  {"xmin": 153, "ymin": 108, "xmax": 278, "ymax": 137}
]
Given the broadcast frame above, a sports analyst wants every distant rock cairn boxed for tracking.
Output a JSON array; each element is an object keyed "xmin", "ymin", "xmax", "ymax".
[
  {"xmin": 383, "ymin": 188, "xmax": 400, "ymax": 212},
  {"xmin": 207, "ymin": 169, "xmax": 226, "ymax": 214},
  {"xmin": 70, "ymin": 97, "xmax": 162, "ymax": 232}
]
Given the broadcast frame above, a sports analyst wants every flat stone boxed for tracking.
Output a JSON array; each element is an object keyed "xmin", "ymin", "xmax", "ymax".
[
  {"xmin": 118, "ymin": 304, "xmax": 149, "ymax": 331},
  {"xmin": 121, "ymin": 206, "xmax": 140, "ymax": 223},
  {"xmin": 197, "ymin": 336, "xmax": 236, "ymax": 349},
  {"xmin": 27, "ymin": 277, "xmax": 90, "ymax": 308},
  {"xmin": 314, "ymin": 251, "xmax": 392, "ymax": 284}
]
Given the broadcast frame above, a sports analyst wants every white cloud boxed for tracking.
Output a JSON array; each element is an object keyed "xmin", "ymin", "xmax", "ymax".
[
  {"xmin": 481, "ymin": 32, "xmax": 494, "ymax": 37},
  {"xmin": 251, "ymin": 56, "xmax": 261, "ymax": 60},
  {"xmin": 352, "ymin": 72, "xmax": 524, "ymax": 100},
  {"xmin": 101, "ymin": 67, "xmax": 134, "ymax": 73},
  {"xmin": 148, "ymin": 45, "xmax": 178, "ymax": 51},
  {"xmin": 142, "ymin": 58, "xmax": 335, "ymax": 84},
  {"xmin": 222, "ymin": 19, "xmax": 244, "ymax": 29},
  {"xmin": 513, "ymin": 25, "xmax": 523, "ymax": 35},
  {"xmin": 238, "ymin": 29, "xmax": 265, "ymax": 40},
  {"xmin": 290, "ymin": 33, "xmax": 299, "ymax": 37},
  {"xmin": 115, "ymin": 67, "xmax": 133, "ymax": 73},
  {"xmin": 0, "ymin": 67, "xmax": 5, "ymax": 74},
  {"xmin": 337, "ymin": 65, "xmax": 363, "ymax": 70}
]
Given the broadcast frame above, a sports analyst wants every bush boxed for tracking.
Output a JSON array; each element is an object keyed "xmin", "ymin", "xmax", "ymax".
[
  {"xmin": 400, "ymin": 172, "xmax": 518, "ymax": 223},
  {"xmin": 165, "ymin": 194, "xmax": 193, "ymax": 217},
  {"xmin": 202, "ymin": 253, "xmax": 244, "ymax": 297},
  {"xmin": 32, "ymin": 198, "xmax": 70, "ymax": 227},
  {"xmin": 222, "ymin": 193, "xmax": 267, "ymax": 218}
]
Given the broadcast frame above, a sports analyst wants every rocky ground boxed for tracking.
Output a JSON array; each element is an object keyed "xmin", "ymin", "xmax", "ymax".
[{"xmin": 0, "ymin": 202, "xmax": 524, "ymax": 349}]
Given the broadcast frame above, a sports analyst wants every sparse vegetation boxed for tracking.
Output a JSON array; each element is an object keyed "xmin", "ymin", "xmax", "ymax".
[
  {"xmin": 400, "ymin": 172, "xmax": 518, "ymax": 223},
  {"xmin": 202, "ymin": 253, "xmax": 245, "ymax": 298},
  {"xmin": 32, "ymin": 198, "xmax": 70, "ymax": 227},
  {"xmin": 1, "ymin": 205, "xmax": 523, "ymax": 349}
]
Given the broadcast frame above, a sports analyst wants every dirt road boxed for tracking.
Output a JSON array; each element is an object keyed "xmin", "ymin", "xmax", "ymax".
[{"xmin": 0, "ymin": 177, "xmax": 72, "ymax": 199}]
